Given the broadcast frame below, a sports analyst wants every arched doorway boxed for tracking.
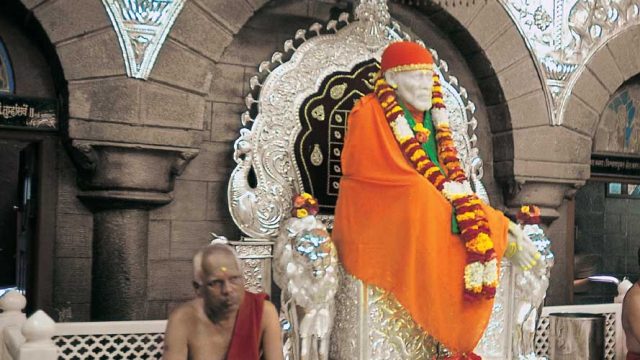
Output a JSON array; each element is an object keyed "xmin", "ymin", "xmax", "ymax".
[{"xmin": 0, "ymin": 0, "xmax": 65, "ymax": 315}]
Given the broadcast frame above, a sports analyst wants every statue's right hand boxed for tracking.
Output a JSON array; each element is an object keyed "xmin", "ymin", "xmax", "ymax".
[{"xmin": 506, "ymin": 221, "xmax": 542, "ymax": 271}]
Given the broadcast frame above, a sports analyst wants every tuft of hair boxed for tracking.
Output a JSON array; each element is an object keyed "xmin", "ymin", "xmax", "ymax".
[{"xmin": 192, "ymin": 243, "xmax": 243, "ymax": 284}]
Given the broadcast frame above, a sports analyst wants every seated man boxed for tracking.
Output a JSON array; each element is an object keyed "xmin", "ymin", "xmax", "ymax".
[
  {"xmin": 333, "ymin": 41, "xmax": 539, "ymax": 358},
  {"xmin": 623, "ymin": 248, "xmax": 640, "ymax": 360},
  {"xmin": 163, "ymin": 242, "xmax": 283, "ymax": 360}
]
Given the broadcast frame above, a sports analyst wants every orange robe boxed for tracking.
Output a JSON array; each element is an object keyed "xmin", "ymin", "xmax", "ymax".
[
  {"xmin": 226, "ymin": 291, "xmax": 267, "ymax": 360},
  {"xmin": 332, "ymin": 94, "xmax": 509, "ymax": 353}
]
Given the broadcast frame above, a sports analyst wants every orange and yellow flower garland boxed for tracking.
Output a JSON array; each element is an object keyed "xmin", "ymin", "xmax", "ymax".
[
  {"xmin": 292, "ymin": 192, "xmax": 319, "ymax": 218},
  {"xmin": 374, "ymin": 74, "xmax": 498, "ymax": 300},
  {"xmin": 516, "ymin": 205, "xmax": 541, "ymax": 225}
]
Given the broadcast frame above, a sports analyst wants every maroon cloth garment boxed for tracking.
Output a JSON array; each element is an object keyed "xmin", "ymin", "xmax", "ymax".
[
  {"xmin": 225, "ymin": 291, "xmax": 268, "ymax": 360},
  {"xmin": 628, "ymin": 352, "xmax": 640, "ymax": 360}
]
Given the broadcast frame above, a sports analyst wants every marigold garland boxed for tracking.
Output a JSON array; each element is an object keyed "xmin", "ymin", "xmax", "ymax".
[
  {"xmin": 292, "ymin": 192, "xmax": 319, "ymax": 218},
  {"xmin": 517, "ymin": 204, "xmax": 541, "ymax": 225},
  {"xmin": 374, "ymin": 75, "xmax": 498, "ymax": 300}
]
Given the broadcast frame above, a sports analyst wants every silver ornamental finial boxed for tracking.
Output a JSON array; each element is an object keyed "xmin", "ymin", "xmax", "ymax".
[{"xmin": 355, "ymin": 0, "xmax": 391, "ymax": 48}]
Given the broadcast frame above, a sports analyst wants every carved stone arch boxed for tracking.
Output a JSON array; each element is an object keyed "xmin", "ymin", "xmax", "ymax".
[
  {"xmin": 428, "ymin": 1, "xmax": 549, "ymax": 129},
  {"xmin": 537, "ymin": 24, "xmax": 640, "ymax": 188},
  {"xmin": 566, "ymin": 24, "xmax": 640, "ymax": 160}
]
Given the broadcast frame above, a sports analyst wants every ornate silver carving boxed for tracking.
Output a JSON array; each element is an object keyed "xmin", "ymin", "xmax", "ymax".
[
  {"xmin": 475, "ymin": 259, "xmax": 514, "ymax": 359},
  {"xmin": 228, "ymin": 240, "xmax": 273, "ymax": 294},
  {"xmin": 228, "ymin": 1, "xmax": 483, "ymax": 239},
  {"xmin": 330, "ymin": 268, "xmax": 362, "ymax": 360},
  {"xmin": 367, "ymin": 286, "xmax": 441, "ymax": 359},
  {"xmin": 355, "ymin": 0, "xmax": 391, "ymax": 49},
  {"xmin": 234, "ymin": 244, "xmax": 272, "ymax": 258},
  {"xmin": 274, "ymin": 215, "xmax": 339, "ymax": 360},
  {"xmin": 101, "ymin": 0, "xmax": 185, "ymax": 79},
  {"xmin": 500, "ymin": 0, "xmax": 640, "ymax": 125},
  {"xmin": 512, "ymin": 224, "xmax": 554, "ymax": 359},
  {"xmin": 241, "ymin": 258, "xmax": 265, "ymax": 294}
]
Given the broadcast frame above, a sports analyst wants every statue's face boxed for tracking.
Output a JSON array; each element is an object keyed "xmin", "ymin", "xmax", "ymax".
[{"xmin": 385, "ymin": 69, "xmax": 433, "ymax": 112}]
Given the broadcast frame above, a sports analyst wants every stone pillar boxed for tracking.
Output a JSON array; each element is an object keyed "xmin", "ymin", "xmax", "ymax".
[
  {"xmin": 91, "ymin": 208, "xmax": 149, "ymax": 320},
  {"xmin": 502, "ymin": 180, "xmax": 578, "ymax": 223},
  {"xmin": 71, "ymin": 140, "xmax": 197, "ymax": 320}
]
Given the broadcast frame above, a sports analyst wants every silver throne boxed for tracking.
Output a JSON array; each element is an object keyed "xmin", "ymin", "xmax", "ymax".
[{"xmin": 227, "ymin": 1, "xmax": 551, "ymax": 359}]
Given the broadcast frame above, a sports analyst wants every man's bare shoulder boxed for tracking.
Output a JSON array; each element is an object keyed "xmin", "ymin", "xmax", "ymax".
[
  {"xmin": 262, "ymin": 299, "xmax": 277, "ymax": 316},
  {"xmin": 168, "ymin": 299, "xmax": 202, "ymax": 324},
  {"xmin": 260, "ymin": 299, "xmax": 284, "ymax": 360},
  {"xmin": 260, "ymin": 299, "xmax": 279, "ymax": 331},
  {"xmin": 623, "ymin": 283, "xmax": 640, "ymax": 323},
  {"xmin": 624, "ymin": 283, "xmax": 640, "ymax": 303}
]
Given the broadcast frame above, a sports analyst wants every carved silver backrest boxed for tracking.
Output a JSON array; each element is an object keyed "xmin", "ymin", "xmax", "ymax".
[{"xmin": 228, "ymin": 6, "xmax": 485, "ymax": 240}]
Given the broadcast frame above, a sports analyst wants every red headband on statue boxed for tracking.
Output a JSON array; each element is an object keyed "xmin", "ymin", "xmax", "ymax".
[{"xmin": 380, "ymin": 41, "xmax": 434, "ymax": 74}]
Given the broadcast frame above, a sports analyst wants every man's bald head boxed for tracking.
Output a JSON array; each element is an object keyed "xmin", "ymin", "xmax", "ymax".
[{"xmin": 192, "ymin": 244, "xmax": 243, "ymax": 285}]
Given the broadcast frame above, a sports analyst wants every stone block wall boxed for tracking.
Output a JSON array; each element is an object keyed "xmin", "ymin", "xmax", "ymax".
[
  {"xmin": 52, "ymin": 152, "xmax": 93, "ymax": 321},
  {"xmin": 143, "ymin": 0, "xmax": 339, "ymax": 319}
]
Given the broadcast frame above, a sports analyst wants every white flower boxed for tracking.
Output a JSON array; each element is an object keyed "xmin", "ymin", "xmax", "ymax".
[
  {"xmin": 442, "ymin": 180, "xmax": 474, "ymax": 200},
  {"xmin": 483, "ymin": 258, "xmax": 499, "ymax": 286},
  {"xmin": 464, "ymin": 262, "xmax": 484, "ymax": 288},
  {"xmin": 431, "ymin": 107, "xmax": 449, "ymax": 127},
  {"xmin": 391, "ymin": 115, "xmax": 414, "ymax": 139}
]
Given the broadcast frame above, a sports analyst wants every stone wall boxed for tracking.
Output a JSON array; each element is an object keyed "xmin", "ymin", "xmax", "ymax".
[{"xmin": 145, "ymin": 1, "xmax": 338, "ymax": 319}]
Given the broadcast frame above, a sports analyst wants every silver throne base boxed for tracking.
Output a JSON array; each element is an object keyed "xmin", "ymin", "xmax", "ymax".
[{"xmin": 330, "ymin": 261, "xmax": 516, "ymax": 360}]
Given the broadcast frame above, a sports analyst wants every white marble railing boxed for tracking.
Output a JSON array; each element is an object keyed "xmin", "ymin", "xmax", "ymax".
[
  {"xmin": 0, "ymin": 291, "xmax": 165, "ymax": 360},
  {"xmin": 0, "ymin": 291, "xmax": 57, "ymax": 360},
  {"xmin": 53, "ymin": 320, "xmax": 165, "ymax": 359},
  {"xmin": 0, "ymin": 289, "xmax": 631, "ymax": 360}
]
